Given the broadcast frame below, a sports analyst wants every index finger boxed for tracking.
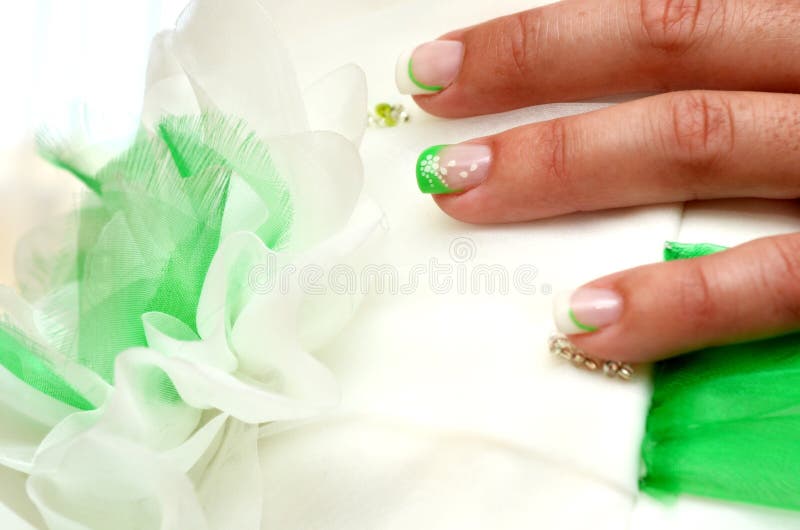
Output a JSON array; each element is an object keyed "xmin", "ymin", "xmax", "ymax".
[{"xmin": 395, "ymin": 0, "xmax": 800, "ymax": 118}]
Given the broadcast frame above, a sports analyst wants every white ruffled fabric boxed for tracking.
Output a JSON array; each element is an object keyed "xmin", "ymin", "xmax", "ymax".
[
  {"xmin": 0, "ymin": 0, "xmax": 384, "ymax": 528},
  {"xmin": 2, "ymin": 0, "xmax": 800, "ymax": 529},
  {"xmin": 255, "ymin": 1, "xmax": 800, "ymax": 529}
]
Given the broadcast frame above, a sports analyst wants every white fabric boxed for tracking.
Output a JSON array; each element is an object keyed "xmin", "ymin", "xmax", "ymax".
[
  {"xmin": 2, "ymin": 0, "xmax": 800, "ymax": 528},
  {"xmin": 255, "ymin": 0, "xmax": 800, "ymax": 529},
  {"xmin": 0, "ymin": 501, "xmax": 36, "ymax": 530},
  {"xmin": 1, "ymin": 0, "xmax": 383, "ymax": 526}
]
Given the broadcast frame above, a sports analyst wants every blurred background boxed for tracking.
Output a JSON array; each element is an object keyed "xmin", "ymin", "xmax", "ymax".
[{"xmin": 0, "ymin": 0, "xmax": 188, "ymax": 284}]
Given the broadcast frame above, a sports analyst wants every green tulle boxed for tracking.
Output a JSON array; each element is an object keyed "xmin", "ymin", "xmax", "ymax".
[
  {"xmin": 640, "ymin": 241, "xmax": 800, "ymax": 511},
  {"xmin": 0, "ymin": 323, "xmax": 94, "ymax": 410},
  {"xmin": 0, "ymin": 113, "xmax": 292, "ymax": 399}
]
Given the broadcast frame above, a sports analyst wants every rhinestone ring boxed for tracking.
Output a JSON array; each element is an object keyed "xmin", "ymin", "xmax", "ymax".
[{"xmin": 548, "ymin": 333, "xmax": 634, "ymax": 381}]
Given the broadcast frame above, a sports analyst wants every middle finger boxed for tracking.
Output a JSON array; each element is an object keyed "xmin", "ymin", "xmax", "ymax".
[{"xmin": 417, "ymin": 90, "xmax": 800, "ymax": 223}]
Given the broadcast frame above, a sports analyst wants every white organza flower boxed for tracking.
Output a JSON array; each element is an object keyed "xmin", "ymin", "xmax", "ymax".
[{"xmin": 0, "ymin": 0, "xmax": 383, "ymax": 528}]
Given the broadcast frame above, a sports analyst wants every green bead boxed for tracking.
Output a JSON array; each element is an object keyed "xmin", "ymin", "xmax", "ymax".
[
  {"xmin": 374, "ymin": 103, "xmax": 397, "ymax": 127},
  {"xmin": 375, "ymin": 103, "xmax": 392, "ymax": 117}
]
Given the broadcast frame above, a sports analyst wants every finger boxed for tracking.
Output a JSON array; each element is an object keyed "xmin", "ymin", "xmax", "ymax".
[
  {"xmin": 416, "ymin": 90, "xmax": 800, "ymax": 224},
  {"xmin": 553, "ymin": 233, "xmax": 800, "ymax": 363},
  {"xmin": 395, "ymin": 0, "xmax": 800, "ymax": 118}
]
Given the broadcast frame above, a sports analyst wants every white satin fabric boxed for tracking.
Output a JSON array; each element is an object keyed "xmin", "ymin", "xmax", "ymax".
[
  {"xmin": 255, "ymin": 1, "xmax": 800, "ymax": 529},
  {"xmin": 1, "ymin": 0, "xmax": 800, "ymax": 529}
]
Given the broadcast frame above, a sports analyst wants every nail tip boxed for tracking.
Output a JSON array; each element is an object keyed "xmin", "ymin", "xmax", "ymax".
[
  {"xmin": 416, "ymin": 144, "xmax": 454, "ymax": 194},
  {"xmin": 396, "ymin": 47, "xmax": 434, "ymax": 96},
  {"xmin": 395, "ymin": 48, "xmax": 416, "ymax": 95},
  {"xmin": 553, "ymin": 287, "xmax": 623, "ymax": 335},
  {"xmin": 553, "ymin": 290, "xmax": 586, "ymax": 335},
  {"xmin": 396, "ymin": 41, "xmax": 461, "ymax": 95}
]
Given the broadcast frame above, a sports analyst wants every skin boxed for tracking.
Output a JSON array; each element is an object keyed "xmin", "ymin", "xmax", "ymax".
[{"xmin": 414, "ymin": 0, "xmax": 800, "ymax": 363}]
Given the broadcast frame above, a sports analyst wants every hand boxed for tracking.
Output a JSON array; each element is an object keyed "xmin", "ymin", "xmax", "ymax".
[{"xmin": 396, "ymin": 0, "xmax": 800, "ymax": 363}]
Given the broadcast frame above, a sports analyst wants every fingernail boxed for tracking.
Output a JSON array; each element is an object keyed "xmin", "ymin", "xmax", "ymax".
[
  {"xmin": 553, "ymin": 288, "xmax": 623, "ymax": 335},
  {"xmin": 416, "ymin": 143, "xmax": 491, "ymax": 194},
  {"xmin": 396, "ymin": 40, "xmax": 464, "ymax": 95}
]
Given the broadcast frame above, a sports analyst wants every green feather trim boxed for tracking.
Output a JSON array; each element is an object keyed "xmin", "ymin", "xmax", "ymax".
[{"xmin": 18, "ymin": 113, "xmax": 294, "ymax": 388}]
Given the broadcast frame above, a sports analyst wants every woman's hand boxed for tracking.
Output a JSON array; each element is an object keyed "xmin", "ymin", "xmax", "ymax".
[{"xmin": 396, "ymin": 0, "xmax": 800, "ymax": 363}]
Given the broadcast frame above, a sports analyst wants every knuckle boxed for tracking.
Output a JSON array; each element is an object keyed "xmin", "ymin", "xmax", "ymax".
[
  {"xmin": 637, "ymin": 0, "xmax": 726, "ymax": 53},
  {"xmin": 661, "ymin": 91, "xmax": 736, "ymax": 172},
  {"xmin": 501, "ymin": 10, "xmax": 542, "ymax": 79},
  {"xmin": 537, "ymin": 118, "xmax": 582, "ymax": 210},
  {"xmin": 761, "ymin": 236, "xmax": 800, "ymax": 322},
  {"xmin": 675, "ymin": 261, "xmax": 719, "ymax": 333}
]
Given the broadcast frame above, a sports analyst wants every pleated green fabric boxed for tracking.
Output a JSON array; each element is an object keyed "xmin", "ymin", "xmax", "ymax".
[{"xmin": 640, "ymin": 241, "xmax": 800, "ymax": 511}]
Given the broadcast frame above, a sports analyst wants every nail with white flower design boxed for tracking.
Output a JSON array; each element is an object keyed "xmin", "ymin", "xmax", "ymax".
[
  {"xmin": 396, "ymin": 40, "xmax": 464, "ymax": 95},
  {"xmin": 416, "ymin": 143, "xmax": 492, "ymax": 194}
]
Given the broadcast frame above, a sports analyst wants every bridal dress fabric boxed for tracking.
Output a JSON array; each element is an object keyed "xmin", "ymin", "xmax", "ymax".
[{"xmin": 1, "ymin": 0, "xmax": 800, "ymax": 529}]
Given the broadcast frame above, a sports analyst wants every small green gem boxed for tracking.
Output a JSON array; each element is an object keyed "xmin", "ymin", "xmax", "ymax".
[
  {"xmin": 375, "ymin": 103, "xmax": 392, "ymax": 117},
  {"xmin": 374, "ymin": 103, "xmax": 398, "ymax": 127}
]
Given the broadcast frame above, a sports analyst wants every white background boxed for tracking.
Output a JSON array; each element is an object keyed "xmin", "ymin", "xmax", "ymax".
[{"xmin": 0, "ymin": 0, "xmax": 187, "ymax": 283}]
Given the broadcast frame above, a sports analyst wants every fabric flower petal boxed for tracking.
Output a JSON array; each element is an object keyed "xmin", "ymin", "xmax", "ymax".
[
  {"xmin": 191, "ymin": 418, "xmax": 262, "ymax": 530},
  {"xmin": 0, "ymin": 501, "xmax": 37, "ymax": 530},
  {"xmin": 140, "ymin": 31, "xmax": 202, "ymax": 132},
  {"xmin": 28, "ymin": 429, "xmax": 209, "ymax": 530},
  {"xmin": 303, "ymin": 64, "xmax": 368, "ymax": 147},
  {"xmin": 118, "ymin": 347, "xmax": 335, "ymax": 424},
  {"xmin": 268, "ymin": 131, "xmax": 364, "ymax": 251},
  {"xmin": 172, "ymin": 0, "xmax": 308, "ymax": 139},
  {"xmin": 295, "ymin": 195, "xmax": 385, "ymax": 350},
  {"xmin": 0, "ymin": 367, "xmax": 70, "ymax": 473},
  {"xmin": 142, "ymin": 312, "xmax": 237, "ymax": 373}
]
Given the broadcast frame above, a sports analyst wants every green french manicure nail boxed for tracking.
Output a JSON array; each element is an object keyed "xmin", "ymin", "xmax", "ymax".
[
  {"xmin": 554, "ymin": 288, "xmax": 624, "ymax": 335},
  {"xmin": 416, "ymin": 143, "xmax": 492, "ymax": 195},
  {"xmin": 396, "ymin": 41, "xmax": 464, "ymax": 96}
]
